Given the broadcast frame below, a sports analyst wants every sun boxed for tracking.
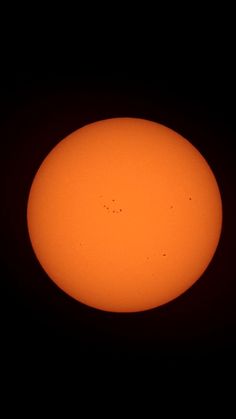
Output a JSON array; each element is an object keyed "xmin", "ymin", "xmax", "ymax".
[{"xmin": 27, "ymin": 118, "xmax": 222, "ymax": 312}]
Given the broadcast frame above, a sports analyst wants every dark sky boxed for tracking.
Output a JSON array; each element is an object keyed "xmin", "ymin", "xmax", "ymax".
[{"xmin": 2, "ymin": 50, "xmax": 236, "ymax": 381}]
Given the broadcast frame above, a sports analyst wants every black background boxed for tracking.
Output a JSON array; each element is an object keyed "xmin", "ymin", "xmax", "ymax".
[{"xmin": 2, "ymin": 27, "xmax": 236, "ymax": 381}]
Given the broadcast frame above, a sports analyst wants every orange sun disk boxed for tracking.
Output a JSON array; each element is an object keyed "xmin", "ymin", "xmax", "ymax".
[{"xmin": 27, "ymin": 118, "xmax": 222, "ymax": 312}]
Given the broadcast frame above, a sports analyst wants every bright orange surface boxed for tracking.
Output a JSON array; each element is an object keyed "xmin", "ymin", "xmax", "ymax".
[{"xmin": 27, "ymin": 118, "xmax": 222, "ymax": 312}]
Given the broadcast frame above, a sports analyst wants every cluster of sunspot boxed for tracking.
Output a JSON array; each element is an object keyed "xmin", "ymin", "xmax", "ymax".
[{"xmin": 102, "ymin": 198, "xmax": 123, "ymax": 214}]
